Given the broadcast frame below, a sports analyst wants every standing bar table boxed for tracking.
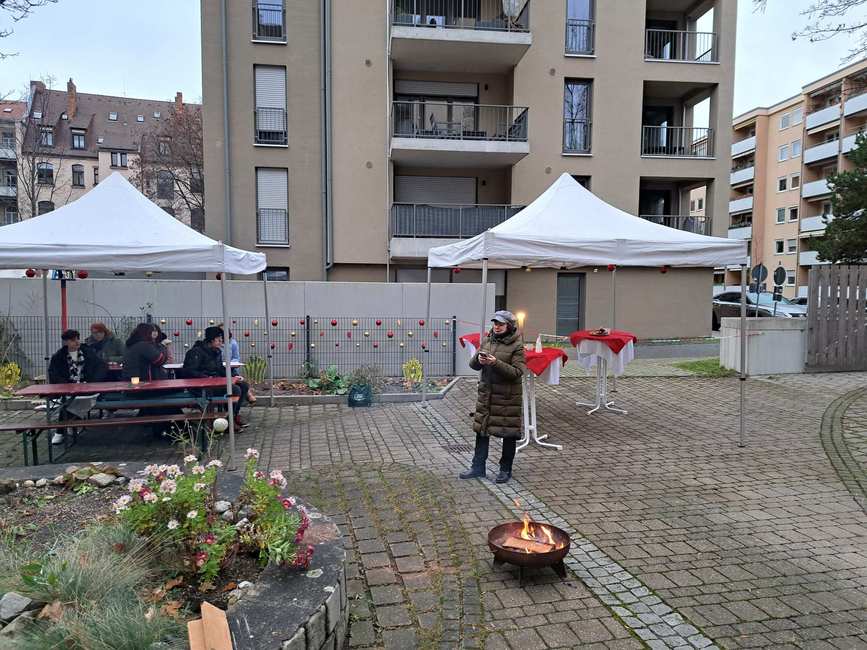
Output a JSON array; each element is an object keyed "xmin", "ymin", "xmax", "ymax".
[{"xmin": 569, "ymin": 329, "xmax": 637, "ymax": 415}]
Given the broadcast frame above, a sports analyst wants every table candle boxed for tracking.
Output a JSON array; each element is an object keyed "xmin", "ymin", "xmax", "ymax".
[{"xmin": 130, "ymin": 377, "xmax": 140, "ymax": 385}]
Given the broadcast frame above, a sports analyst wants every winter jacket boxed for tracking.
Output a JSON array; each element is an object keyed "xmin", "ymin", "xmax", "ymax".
[
  {"xmin": 84, "ymin": 334, "xmax": 125, "ymax": 363},
  {"xmin": 469, "ymin": 329, "xmax": 526, "ymax": 439},
  {"xmin": 48, "ymin": 344, "xmax": 108, "ymax": 384},
  {"xmin": 122, "ymin": 341, "xmax": 168, "ymax": 381},
  {"xmin": 182, "ymin": 340, "xmax": 224, "ymax": 378}
]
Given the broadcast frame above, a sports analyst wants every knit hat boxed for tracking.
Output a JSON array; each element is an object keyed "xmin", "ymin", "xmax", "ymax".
[{"xmin": 204, "ymin": 326, "xmax": 224, "ymax": 342}]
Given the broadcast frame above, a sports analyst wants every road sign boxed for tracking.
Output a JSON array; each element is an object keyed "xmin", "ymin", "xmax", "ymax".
[
  {"xmin": 751, "ymin": 263, "xmax": 768, "ymax": 284},
  {"xmin": 772, "ymin": 285, "xmax": 783, "ymax": 301},
  {"xmin": 773, "ymin": 266, "xmax": 786, "ymax": 286}
]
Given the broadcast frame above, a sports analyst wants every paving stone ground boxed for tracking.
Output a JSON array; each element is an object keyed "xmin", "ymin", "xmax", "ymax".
[{"xmin": 2, "ymin": 371, "xmax": 867, "ymax": 648}]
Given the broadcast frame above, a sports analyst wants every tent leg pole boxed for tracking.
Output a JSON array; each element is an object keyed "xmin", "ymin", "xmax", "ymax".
[
  {"xmin": 220, "ymin": 270, "xmax": 237, "ymax": 470},
  {"xmin": 42, "ymin": 271, "xmax": 50, "ymax": 382},
  {"xmin": 739, "ymin": 264, "xmax": 747, "ymax": 448},
  {"xmin": 60, "ymin": 277, "xmax": 68, "ymax": 331},
  {"xmin": 422, "ymin": 267, "xmax": 432, "ymax": 408},
  {"xmin": 263, "ymin": 276, "xmax": 274, "ymax": 408},
  {"xmin": 479, "ymin": 259, "xmax": 489, "ymax": 344},
  {"xmin": 611, "ymin": 266, "xmax": 617, "ymax": 393}
]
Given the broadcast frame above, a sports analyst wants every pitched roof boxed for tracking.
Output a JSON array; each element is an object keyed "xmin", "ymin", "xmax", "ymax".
[{"xmin": 0, "ymin": 101, "xmax": 26, "ymax": 121}]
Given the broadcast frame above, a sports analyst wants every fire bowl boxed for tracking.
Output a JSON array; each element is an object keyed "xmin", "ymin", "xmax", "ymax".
[{"xmin": 487, "ymin": 521, "xmax": 571, "ymax": 580}]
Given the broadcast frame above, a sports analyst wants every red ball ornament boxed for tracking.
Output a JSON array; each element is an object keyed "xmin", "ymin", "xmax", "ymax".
[
  {"xmin": 270, "ymin": 343, "xmax": 276, "ymax": 349},
  {"xmin": 375, "ymin": 319, "xmax": 382, "ymax": 327},
  {"xmin": 320, "ymin": 331, "xmax": 324, "ymax": 337},
  {"xmin": 373, "ymin": 343, "xmax": 379, "ymax": 349},
  {"xmin": 300, "ymin": 319, "xmax": 306, "ymax": 325},
  {"xmin": 421, "ymin": 342, "xmax": 427, "ymax": 350},
  {"xmin": 173, "ymin": 331, "xmax": 180, "ymax": 337},
  {"xmin": 346, "ymin": 331, "xmax": 352, "ymax": 339},
  {"xmin": 287, "ymin": 342, "xmax": 294, "ymax": 351},
  {"xmin": 185, "ymin": 319, "xmax": 193, "ymax": 326},
  {"xmin": 76, "ymin": 270, "xmax": 88, "ymax": 279},
  {"xmin": 453, "ymin": 267, "xmax": 461, "ymax": 274},
  {"xmin": 215, "ymin": 272, "xmax": 222, "ymax": 280},
  {"xmin": 243, "ymin": 331, "xmax": 250, "ymax": 337},
  {"xmin": 418, "ymin": 319, "xmax": 425, "ymax": 327},
  {"xmin": 433, "ymin": 331, "xmax": 439, "ymax": 338},
  {"xmin": 335, "ymin": 343, "xmax": 340, "ymax": 347},
  {"xmin": 386, "ymin": 330, "xmax": 394, "ymax": 339},
  {"xmin": 330, "ymin": 319, "xmax": 338, "ymax": 327},
  {"xmin": 607, "ymin": 264, "xmax": 616, "ymax": 272},
  {"xmin": 25, "ymin": 268, "xmax": 35, "ymax": 278},
  {"xmin": 271, "ymin": 319, "xmax": 278, "ymax": 327},
  {"xmin": 660, "ymin": 265, "xmax": 669, "ymax": 274}
]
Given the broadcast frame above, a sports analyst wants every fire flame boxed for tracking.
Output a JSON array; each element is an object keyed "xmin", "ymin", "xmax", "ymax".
[{"xmin": 512, "ymin": 498, "xmax": 563, "ymax": 551}]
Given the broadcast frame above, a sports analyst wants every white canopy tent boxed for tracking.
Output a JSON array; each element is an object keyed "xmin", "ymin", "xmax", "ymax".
[
  {"xmin": 423, "ymin": 173, "xmax": 751, "ymax": 445},
  {"xmin": 0, "ymin": 172, "xmax": 267, "ymax": 466}
]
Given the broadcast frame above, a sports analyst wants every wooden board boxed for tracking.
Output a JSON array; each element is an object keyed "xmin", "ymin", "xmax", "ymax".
[
  {"xmin": 806, "ymin": 264, "xmax": 867, "ymax": 372},
  {"xmin": 501, "ymin": 535, "xmax": 554, "ymax": 554},
  {"xmin": 201, "ymin": 601, "xmax": 233, "ymax": 650},
  {"xmin": 187, "ymin": 618, "xmax": 206, "ymax": 650}
]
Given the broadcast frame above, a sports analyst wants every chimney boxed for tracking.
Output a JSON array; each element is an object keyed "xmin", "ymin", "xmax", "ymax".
[
  {"xmin": 174, "ymin": 91, "xmax": 183, "ymax": 112},
  {"xmin": 66, "ymin": 78, "xmax": 77, "ymax": 119}
]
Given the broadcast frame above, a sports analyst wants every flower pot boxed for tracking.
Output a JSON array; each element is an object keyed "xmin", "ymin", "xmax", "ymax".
[{"xmin": 347, "ymin": 384, "xmax": 372, "ymax": 407}]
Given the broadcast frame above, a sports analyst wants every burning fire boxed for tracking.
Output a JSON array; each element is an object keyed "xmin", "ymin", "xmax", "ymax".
[{"xmin": 511, "ymin": 499, "xmax": 565, "ymax": 552}]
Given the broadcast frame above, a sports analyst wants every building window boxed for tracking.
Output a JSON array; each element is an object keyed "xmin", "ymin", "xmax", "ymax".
[
  {"xmin": 108, "ymin": 111, "xmax": 118, "ymax": 121},
  {"xmin": 157, "ymin": 138, "xmax": 171, "ymax": 156},
  {"xmin": 39, "ymin": 127, "xmax": 53, "ymax": 147},
  {"xmin": 37, "ymin": 200, "xmax": 54, "ymax": 215},
  {"xmin": 565, "ymin": 0, "xmax": 594, "ymax": 55},
  {"xmin": 571, "ymin": 175, "xmax": 590, "ymax": 188},
  {"xmin": 32, "ymin": 110, "xmax": 42, "ymax": 119},
  {"xmin": 690, "ymin": 200, "xmax": 696, "ymax": 211},
  {"xmin": 792, "ymin": 107, "xmax": 803, "ymax": 125},
  {"xmin": 791, "ymin": 139, "xmax": 801, "ymax": 157},
  {"xmin": 791, "ymin": 173, "xmax": 800, "ymax": 189},
  {"xmin": 3, "ymin": 205, "xmax": 17, "ymax": 225},
  {"xmin": 190, "ymin": 208, "xmax": 204, "ymax": 232},
  {"xmin": 256, "ymin": 167, "xmax": 289, "ymax": 245},
  {"xmin": 190, "ymin": 166, "xmax": 204, "ymax": 194},
  {"xmin": 263, "ymin": 267, "xmax": 290, "ymax": 281},
  {"xmin": 779, "ymin": 113, "xmax": 790, "ymax": 129},
  {"xmin": 776, "ymin": 208, "xmax": 786, "ymax": 224},
  {"xmin": 153, "ymin": 111, "xmax": 161, "ymax": 119},
  {"xmin": 71, "ymin": 164, "xmax": 84, "ymax": 187},
  {"xmin": 786, "ymin": 270, "xmax": 796, "ymax": 286},
  {"xmin": 93, "ymin": 167, "xmax": 99, "ymax": 185},
  {"xmin": 823, "ymin": 165, "xmax": 837, "ymax": 179},
  {"xmin": 137, "ymin": 115, "xmax": 144, "ymax": 122},
  {"xmin": 787, "ymin": 238, "xmax": 797, "ymax": 253},
  {"xmin": 156, "ymin": 171, "xmax": 174, "ymax": 200},
  {"xmin": 563, "ymin": 79, "xmax": 592, "ymax": 153},
  {"xmin": 111, "ymin": 151, "xmax": 128, "ymax": 167},
  {"xmin": 254, "ymin": 65, "xmax": 288, "ymax": 145},
  {"xmin": 37, "ymin": 162, "xmax": 53, "ymax": 185},
  {"xmin": 71, "ymin": 130, "xmax": 86, "ymax": 150},
  {"xmin": 789, "ymin": 207, "xmax": 798, "ymax": 221},
  {"xmin": 698, "ymin": 198, "xmax": 704, "ymax": 210},
  {"xmin": 778, "ymin": 177, "xmax": 787, "ymax": 191},
  {"xmin": 253, "ymin": 0, "xmax": 285, "ymax": 41},
  {"xmin": 778, "ymin": 144, "xmax": 788, "ymax": 161},
  {"xmin": 821, "ymin": 201, "xmax": 832, "ymax": 216},
  {"xmin": 775, "ymin": 240, "xmax": 784, "ymax": 254}
]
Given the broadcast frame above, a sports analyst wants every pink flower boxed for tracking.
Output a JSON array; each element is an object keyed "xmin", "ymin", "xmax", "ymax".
[
  {"xmin": 143, "ymin": 492, "xmax": 158, "ymax": 503},
  {"xmin": 202, "ymin": 533, "xmax": 216, "ymax": 545},
  {"xmin": 165, "ymin": 465, "xmax": 182, "ymax": 477},
  {"xmin": 183, "ymin": 454, "xmax": 198, "ymax": 464},
  {"xmin": 281, "ymin": 497, "xmax": 293, "ymax": 510},
  {"xmin": 206, "ymin": 460, "xmax": 223, "ymax": 468},
  {"xmin": 167, "ymin": 519, "xmax": 179, "ymax": 530},
  {"xmin": 127, "ymin": 478, "xmax": 145, "ymax": 493},
  {"xmin": 194, "ymin": 551, "xmax": 208, "ymax": 567},
  {"xmin": 193, "ymin": 482, "xmax": 207, "ymax": 492},
  {"xmin": 244, "ymin": 448, "xmax": 259, "ymax": 460},
  {"xmin": 186, "ymin": 510, "xmax": 198, "ymax": 520},
  {"xmin": 158, "ymin": 479, "xmax": 177, "ymax": 494},
  {"xmin": 254, "ymin": 471, "xmax": 265, "ymax": 480},
  {"xmin": 191, "ymin": 465, "xmax": 206, "ymax": 475},
  {"xmin": 112, "ymin": 495, "xmax": 132, "ymax": 513}
]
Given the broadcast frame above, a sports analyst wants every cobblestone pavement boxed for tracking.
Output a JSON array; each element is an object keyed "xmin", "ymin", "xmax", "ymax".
[
  {"xmin": 560, "ymin": 357, "xmax": 698, "ymax": 378},
  {"xmin": 2, "ymin": 372, "xmax": 867, "ymax": 648}
]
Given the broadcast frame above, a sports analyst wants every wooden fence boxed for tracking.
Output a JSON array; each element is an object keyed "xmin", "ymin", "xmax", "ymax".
[{"xmin": 806, "ymin": 264, "xmax": 867, "ymax": 372}]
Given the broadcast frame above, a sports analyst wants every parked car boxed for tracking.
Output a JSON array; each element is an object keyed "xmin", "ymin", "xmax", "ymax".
[
  {"xmin": 790, "ymin": 297, "xmax": 808, "ymax": 306},
  {"xmin": 712, "ymin": 290, "xmax": 808, "ymax": 330}
]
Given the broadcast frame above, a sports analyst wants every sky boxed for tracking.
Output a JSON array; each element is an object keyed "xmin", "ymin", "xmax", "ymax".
[{"xmin": 0, "ymin": 0, "xmax": 859, "ymax": 117}]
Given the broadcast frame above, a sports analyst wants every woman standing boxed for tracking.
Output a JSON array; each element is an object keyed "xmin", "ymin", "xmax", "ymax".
[
  {"xmin": 122, "ymin": 323, "xmax": 168, "ymax": 382},
  {"xmin": 460, "ymin": 310, "xmax": 526, "ymax": 484}
]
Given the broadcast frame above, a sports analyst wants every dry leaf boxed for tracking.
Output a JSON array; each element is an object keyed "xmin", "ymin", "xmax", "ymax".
[
  {"xmin": 113, "ymin": 543, "xmax": 126, "ymax": 553},
  {"xmin": 37, "ymin": 601, "xmax": 63, "ymax": 622},
  {"xmin": 198, "ymin": 580, "xmax": 215, "ymax": 593},
  {"xmin": 163, "ymin": 577, "xmax": 184, "ymax": 592},
  {"xmin": 148, "ymin": 586, "xmax": 166, "ymax": 603},
  {"xmin": 221, "ymin": 581, "xmax": 237, "ymax": 593},
  {"xmin": 161, "ymin": 600, "xmax": 182, "ymax": 618}
]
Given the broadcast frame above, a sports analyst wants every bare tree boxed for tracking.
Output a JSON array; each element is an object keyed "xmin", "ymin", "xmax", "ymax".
[
  {"xmin": 130, "ymin": 104, "xmax": 204, "ymax": 231},
  {"xmin": 754, "ymin": 0, "xmax": 867, "ymax": 62},
  {"xmin": 16, "ymin": 77, "xmax": 71, "ymax": 219},
  {"xmin": 0, "ymin": 1, "xmax": 59, "ymax": 59}
]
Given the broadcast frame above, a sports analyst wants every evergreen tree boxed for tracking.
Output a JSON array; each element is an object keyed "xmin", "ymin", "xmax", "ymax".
[{"xmin": 816, "ymin": 132, "xmax": 867, "ymax": 263}]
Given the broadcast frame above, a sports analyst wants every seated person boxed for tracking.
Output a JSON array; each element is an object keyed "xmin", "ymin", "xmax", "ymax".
[
  {"xmin": 122, "ymin": 323, "xmax": 168, "ymax": 382},
  {"xmin": 227, "ymin": 329, "xmax": 256, "ymax": 404},
  {"xmin": 183, "ymin": 326, "xmax": 249, "ymax": 427},
  {"xmin": 155, "ymin": 325, "xmax": 174, "ymax": 364},
  {"xmin": 85, "ymin": 323, "xmax": 125, "ymax": 364}
]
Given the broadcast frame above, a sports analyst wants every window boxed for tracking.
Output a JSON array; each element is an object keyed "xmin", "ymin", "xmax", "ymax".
[
  {"xmin": 791, "ymin": 173, "xmax": 800, "ymax": 189},
  {"xmin": 787, "ymin": 238, "xmax": 797, "ymax": 253},
  {"xmin": 153, "ymin": 111, "xmax": 161, "ymax": 119},
  {"xmin": 39, "ymin": 127, "xmax": 53, "ymax": 147},
  {"xmin": 254, "ymin": 0, "xmax": 285, "ymax": 40},
  {"xmin": 110, "ymin": 151, "xmax": 128, "ymax": 167},
  {"xmin": 71, "ymin": 129, "xmax": 86, "ymax": 150},
  {"xmin": 775, "ymin": 240, "xmax": 784, "ymax": 254},
  {"xmin": 256, "ymin": 167, "xmax": 289, "ymax": 245},
  {"xmin": 37, "ymin": 162, "xmax": 53, "ymax": 185},
  {"xmin": 791, "ymin": 139, "xmax": 802, "ymax": 157},
  {"xmin": 556, "ymin": 273, "xmax": 585, "ymax": 336},
  {"xmin": 778, "ymin": 144, "xmax": 789, "ymax": 161},
  {"xmin": 780, "ymin": 113, "xmax": 791, "ymax": 129},
  {"xmin": 137, "ymin": 115, "xmax": 144, "ymax": 122},
  {"xmin": 190, "ymin": 208, "xmax": 204, "ymax": 232},
  {"xmin": 571, "ymin": 175, "xmax": 590, "ymax": 188},
  {"xmin": 792, "ymin": 107, "xmax": 803, "ymax": 124},
  {"xmin": 157, "ymin": 138, "xmax": 171, "ymax": 156},
  {"xmin": 563, "ymin": 79, "xmax": 592, "ymax": 153},
  {"xmin": 565, "ymin": 0, "xmax": 594, "ymax": 55},
  {"xmin": 822, "ymin": 201, "xmax": 832, "ymax": 217},
  {"xmin": 108, "ymin": 112, "xmax": 117, "ymax": 121},
  {"xmin": 156, "ymin": 171, "xmax": 174, "ymax": 200},
  {"xmin": 787, "ymin": 271, "xmax": 796, "ymax": 286},
  {"xmin": 690, "ymin": 200, "xmax": 696, "ymax": 211},
  {"xmin": 254, "ymin": 65, "xmax": 288, "ymax": 145},
  {"xmin": 789, "ymin": 207, "xmax": 799, "ymax": 221},
  {"xmin": 60, "ymin": 112, "xmax": 67, "ymax": 120},
  {"xmin": 698, "ymin": 198, "xmax": 704, "ymax": 210},
  {"xmin": 3, "ymin": 205, "xmax": 17, "ymax": 225},
  {"xmin": 776, "ymin": 208, "xmax": 786, "ymax": 224},
  {"xmin": 778, "ymin": 177, "xmax": 787, "ymax": 191},
  {"xmin": 190, "ymin": 166, "xmax": 203, "ymax": 194},
  {"xmin": 37, "ymin": 200, "xmax": 54, "ymax": 215},
  {"xmin": 93, "ymin": 167, "xmax": 99, "ymax": 185},
  {"xmin": 32, "ymin": 110, "xmax": 42, "ymax": 119},
  {"xmin": 823, "ymin": 165, "xmax": 837, "ymax": 179},
  {"xmin": 263, "ymin": 268, "xmax": 290, "ymax": 281},
  {"xmin": 71, "ymin": 164, "xmax": 84, "ymax": 187}
]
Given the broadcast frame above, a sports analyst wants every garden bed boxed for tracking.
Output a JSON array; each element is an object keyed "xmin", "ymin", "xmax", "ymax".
[{"xmin": 250, "ymin": 376, "xmax": 460, "ymax": 405}]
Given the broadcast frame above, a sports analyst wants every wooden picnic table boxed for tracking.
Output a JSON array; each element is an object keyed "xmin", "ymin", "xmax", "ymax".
[{"xmin": 16, "ymin": 377, "xmax": 230, "ymax": 398}]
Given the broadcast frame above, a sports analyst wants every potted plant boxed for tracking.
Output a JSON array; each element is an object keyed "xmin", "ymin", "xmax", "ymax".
[{"xmin": 346, "ymin": 365, "xmax": 383, "ymax": 407}]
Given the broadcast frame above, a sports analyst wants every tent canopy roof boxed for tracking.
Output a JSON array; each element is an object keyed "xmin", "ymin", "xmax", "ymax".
[
  {"xmin": 428, "ymin": 174, "xmax": 748, "ymax": 269},
  {"xmin": 0, "ymin": 172, "xmax": 265, "ymax": 274}
]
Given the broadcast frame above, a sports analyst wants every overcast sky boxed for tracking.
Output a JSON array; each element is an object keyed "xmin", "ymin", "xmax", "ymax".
[{"xmin": 0, "ymin": 0, "xmax": 859, "ymax": 116}]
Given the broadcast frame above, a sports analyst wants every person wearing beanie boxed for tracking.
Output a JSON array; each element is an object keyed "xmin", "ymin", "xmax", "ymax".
[
  {"xmin": 85, "ymin": 322, "xmax": 125, "ymax": 364},
  {"xmin": 183, "ymin": 326, "xmax": 250, "ymax": 427}
]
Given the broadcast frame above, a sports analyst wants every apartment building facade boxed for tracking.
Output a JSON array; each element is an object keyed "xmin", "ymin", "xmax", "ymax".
[
  {"xmin": 726, "ymin": 59, "xmax": 867, "ymax": 299},
  {"xmin": 0, "ymin": 101, "xmax": 25, "ymax": 226},
  {"xmin": 202, "ymin": 0, "xmax": 737, "ymax": 338}
]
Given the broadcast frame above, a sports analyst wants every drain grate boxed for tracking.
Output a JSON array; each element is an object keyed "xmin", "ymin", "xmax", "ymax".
[{"xmin": 443, "ymin": 443, "xmax": 475, "ymax": 453}]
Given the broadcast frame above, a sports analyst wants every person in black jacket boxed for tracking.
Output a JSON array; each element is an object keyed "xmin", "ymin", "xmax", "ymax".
[
  {"xmin": 122, "ymin": 323, "xmax": 168, "ymax": 382},
  {"xmin": 183, "ymin": 326, "xmax": 249, "ymax": 427}
]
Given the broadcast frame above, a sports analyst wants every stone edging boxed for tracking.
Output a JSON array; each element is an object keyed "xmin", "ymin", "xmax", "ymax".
[
  {"xmin": 251, "ymin": 376, "xmax": 461, "ymax": 406},
  {"xmin": 819, "ymin": 387, "xmax": 867, "ymax": 514}
]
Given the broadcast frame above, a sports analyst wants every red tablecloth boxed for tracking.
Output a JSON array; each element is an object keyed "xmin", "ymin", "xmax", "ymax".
[
  {"xmin": 569, "ymin": 329, "xmax": 638, "ymax": 354},
  {"xmin": 16, "ymin": 376, "xmax": 230, "ymax": 398},
  {"xmin": 525, "ymin": 348, "xmax": 568, "ymax": 376},
  {"xmin": 459, "ymin": 333, "xmax": 481, "ymax": 349}
]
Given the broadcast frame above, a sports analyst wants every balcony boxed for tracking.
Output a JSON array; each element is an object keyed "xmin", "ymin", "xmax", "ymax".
[
  {"xmin": 390, "ymin": 0, "xmax": 531, "ymax": 73},
  {"xmin": 639, "ymin": 214, "xmax": 710, "ymax": 235},
  {"xmin": 803, "ymin": 139, "xmax": 839, "ymax": 164},
  {"xmin": 256, "ymin": 208, "xmax": 289, "ymax": 246},
  {"xmin": 644, "ymin": 29, "xmax": 718, "ymax": 63},
  {"xmin": 391, "ymin": 101, "xmax": 529, "ymax": 166},
  {"xmin": 0, "ymin": 137, "xmax": 14, "ymax": 160},
  {"xmin": 641, "ymin": 126, "xmax": 713, "ymax": 158},
  {"xmin": 390, "ymin": 202, "xmax": 522, "ymax": 258},
  {"xmin": 728, "ymin": 225, "xmax": 752, "ymax": 240},
  {"xmin": 805, "ymin": 104, "xmax": 840, "ymax": 131},
  {"xmin": 844, "ymin": 90, "xmax": 867, "ymax": 117},
  {"xmin": 254, "ymin": 107, "xmax": 287, "ymax": 146},
  {"xmin": 252, "ymin": 2, "xmax": 285, "ymax": 42},
  {"xmin": 565, "ymin": 19, "xmax": 594, "ymax": 55},
  {"xmin": 730, "ymin": 166, "xmax": 754, "ymax": 185},
  {"xmin": 842, "ymin": 131, "xmax": 863, "ymax": 155},
  {"xmin": 0, "ymin": 182, "xmax": 15, "ymax": 198},
  {"xmin": 799, "ymin": 250, "xmax": 829, "ymax": 266},
  {"xmin": 731, "ymin": 135, "xmax": 756, "ymax": 158},
  {"xmin": 801, "ymin": 178, "xmax": 830, "ymax": 200},
  {"xmin": 800, "ymin": 215, "xmax": 831, "ymax": 234},
  {"xmin": 729, "ymin": 196, "xmax": 753, "ymax": 214}
]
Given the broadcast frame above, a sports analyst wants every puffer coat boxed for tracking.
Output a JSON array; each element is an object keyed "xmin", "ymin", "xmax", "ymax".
[{"xmin": 469, "ymin": 329, "xmax": 526, "ymax": 439}]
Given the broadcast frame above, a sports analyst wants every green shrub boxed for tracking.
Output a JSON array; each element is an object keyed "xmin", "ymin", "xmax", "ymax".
[
  {"xmin": 306, "ymin": 365, "xmax": 348, "ymax": 395},
  {"xmin": 402, "ymin": 358, "xmax": 423, "ymax": 387},
  {"xmin": 245, "ymin": 355, "xmax": 268, "ymax": 383},
  {"xmin": 346, "ymin": 365, "xmax": 384, "ymax": 393}
]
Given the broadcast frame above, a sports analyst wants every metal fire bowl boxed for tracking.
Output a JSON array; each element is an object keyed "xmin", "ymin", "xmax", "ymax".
[{"xmin": 487, "ymin": 521, "xmax": 571, "ymax": 569}]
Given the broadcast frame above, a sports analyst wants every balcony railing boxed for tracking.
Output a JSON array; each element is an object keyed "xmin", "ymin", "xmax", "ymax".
[
  {"xmin": 641, "ymin": 126, "xmax": 713, "ymax": 157},
  {"xmin": 252, "ymin": 2, "xmax": 285, "ymax": 41},
  {"xmin": 731, "ymin": 135, "xmax": 756, "ymax": 158},
  {"xmin": 391, "ymin": 202, "xmax": 523, "ymax": 238},
  {"xmin": 644, "ymin": 29, "xmax": 717, "ymax": 63},
  {"xmin": 639, "ymin": 214, "xmax": 710, "ymax": 235},
  {"xmin": 729, "ymin": 215, "xmax": 752, "ymax": 230},
  {"xmin": 802, "ymin": 178, "xmax": 831, "ymax": 199},
  {"xmin": 565, "ymin": 18, "xmax": 594, "ymax": 54},
  {"xmin": 392, "ymin": 102, "xmax": 528, "ymax": 141},
  {"xmin": 257, "ymin": 208, "xmax": 289, "ymax": 245},
  {"xmin": 254, "ymin": 107, "xmax": 288, "ymax": 145},
  {"xmin": 392, "ymin": 0, "xmax": 530, "ymax": 32},
  {"xmin": 563, "ymin": 119, "xmax": 591, "ymax": 153},
  {"xmin": 0, "ymin": 179, "xmax": 16, "ymax": 198},
  {"xmin": 730, "ymin": 166, "xmax": 755, "ymax": 185},
  {"xmin": 805, "ymin": 104, "xmax": 840, "ymax": 130}
]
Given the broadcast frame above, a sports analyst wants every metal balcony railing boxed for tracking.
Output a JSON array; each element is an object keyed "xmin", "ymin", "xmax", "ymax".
[
  {"xmin": 390, "ymin": 203, "xmax": 524, "ymax": 238},
  {"xmin": 392, "ymin": 102, "xmax": 528, "ymax": 141},
  {"xmin": 392, "ymin": 0, "xmax": 530, "ymax": 32},
  {"xmin": 641, "ymin": 125, "xmax": 714, "ymax": 157},
  {"xmin": 0, "ymin": 137, "xmax": 14, "ymax": 149},
  {"xmin": 563, "ymin": 119, "xmax": 591, "ymax": 153},
  {"xmin": 639, "ymin": 214, "xmax": 710, "ymax": 235},
  {"xmin": 257, "ymin": 208, "xmax": 289, "ymax": 245},
  {"xmin": 565, "ymin": 18, "xmax": 594, "ymax": 54},
  {"xmin": 645, "ymin": 29, "xmax": 717, "ymax": 62},
  {"xmin": 252, "ymin": 2, "xmax": 285, "ymax": 41},
  {"xmin": 729, "ymin": 216, "xmax": 752, "ymax": 230},
  {"xmin": 254, "ymin": 107, "xmax": 288, "ymax": 145}
]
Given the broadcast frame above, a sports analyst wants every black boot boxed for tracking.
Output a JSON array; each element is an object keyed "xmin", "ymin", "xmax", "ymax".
[
  {"xmin": 494, "ymin": 470, "xmax": 511, "ymax": 483},
  {"xmin": 459, "ymin": 434, "xmax": 489, "ymax": 479},
  {"xmin": 494, "ymin": 438, "xmax": 515, "ymax": 483},
  {"xmin": 459, "ymin": 466, "xmax": 486, "ymax": 480}
]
